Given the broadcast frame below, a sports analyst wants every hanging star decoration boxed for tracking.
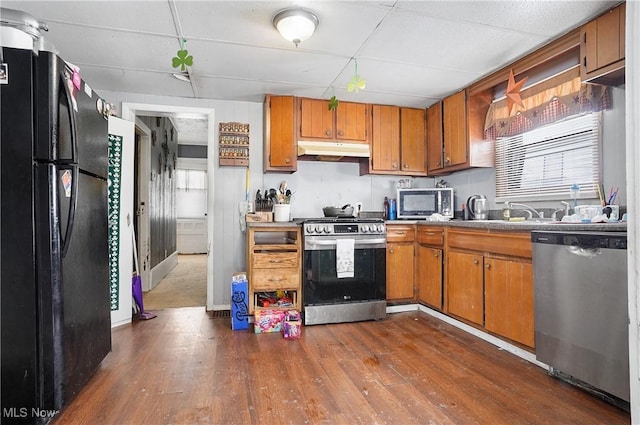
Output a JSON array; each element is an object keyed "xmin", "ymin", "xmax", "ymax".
[
  {"xmin": 172, "ymin": 39, "xmax": 193, "ymax": 71},
  {"xmin": 505, "ymin": 69, "xmax": 528, "ymax": 114},
  {"xmin": 347, "ymin": 60, "xmax": 366, "ymax": 93}
]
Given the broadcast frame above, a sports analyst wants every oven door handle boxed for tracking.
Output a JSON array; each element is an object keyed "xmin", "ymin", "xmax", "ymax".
[{"xmin": 306, "ymin": 238, "xmax": 387, "ymax": 248}]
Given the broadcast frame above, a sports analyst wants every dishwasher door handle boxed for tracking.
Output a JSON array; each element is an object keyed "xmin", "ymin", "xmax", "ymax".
[{"xmin": 567, "ymin": 245, "xmax": 602, "ymax": 258}]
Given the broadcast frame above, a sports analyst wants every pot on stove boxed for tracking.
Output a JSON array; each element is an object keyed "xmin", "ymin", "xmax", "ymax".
[{"xmin": 323, "ymin": 204, "xmax": 354, "ymax": 217}]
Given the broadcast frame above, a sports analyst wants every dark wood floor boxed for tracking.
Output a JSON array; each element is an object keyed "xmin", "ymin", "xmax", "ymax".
[{"xmin": 53, "ymin": 308, "xmax": 630, "ymax": 425}]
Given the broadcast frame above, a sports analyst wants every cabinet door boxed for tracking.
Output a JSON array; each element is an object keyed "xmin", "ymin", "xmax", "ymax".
[
  {"xmin": 484, "ymin": 257, "xmax": 534, "ymax": 347},
  {"xmin": 442, "ymin": 91, "xmax": 467, "ymax": 168},
  {"xmin": 416, "ymin": 245, "xmax": 442, "ymax": 309},
  {"xmin": 386, "ymin": 242, "xmax": 414, "ymax": 300},
  {"xmin": 371, "ymin": 105, "xmax": 400, "ymax": 172},
  {"xmin": 446, "ymin": 250, "xmax": 483, "ymax": 325},
  {"xmin": 426, "ymin": 102, "xmax": 444, "ymax": 173},
  {"xmin": 300, "ymin": 98, "xmax": 333, "ymax": 139},
  {"xmin": 336, "ymin": 101, "xmax": 368, "ymax": 141},
  {"xmin": 265, "ymin": 95, "xmax": 296, "ymax": 171},
  {"xmin": 595, "ymin": 6, "xmax": 622, "ymax": 71},
  {"xmin": 400, "ymin": 107, "xmax": 427, "ymax": 174}
]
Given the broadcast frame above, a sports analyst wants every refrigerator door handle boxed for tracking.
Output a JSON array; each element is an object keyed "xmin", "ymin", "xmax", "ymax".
[
  {"xmin": 60, "ymin": 71, "xmax": 78, "ymax": 163},
  {"xmin": 60, "ymin": 164, "xmax": 79, "ymax": 258}
]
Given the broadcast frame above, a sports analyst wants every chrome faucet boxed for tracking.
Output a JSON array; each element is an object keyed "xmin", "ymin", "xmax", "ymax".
[
  {"xmin": 507, "ymin": 202, "xmax": 544, "ymax": 219},
  {"xmin": 551, "ymin": 201, "xmax": 572, "ymax": 221}
]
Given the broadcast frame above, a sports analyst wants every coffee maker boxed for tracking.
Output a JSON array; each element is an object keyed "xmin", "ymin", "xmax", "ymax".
[{"xmin": 466, "ymin": 195, "xmax": 488, "ymax": 220}]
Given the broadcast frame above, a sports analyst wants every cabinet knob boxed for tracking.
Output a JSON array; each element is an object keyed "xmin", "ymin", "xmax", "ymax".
[
  {"xmin": 338, "ymin": 130, "xmax": 344, "ymax": 136},
  {"xmin": 389, "ymin": 248, "xmax": 394, "ymax": 254},
  {"xmin": 403, "ymin": 164, "xmax": 408, "ymax": 168},
  {"xmin": 434, "ymin": 252, "xmax": 439, "ymax": 258},
  {"xmin": 325, "ymin": 130, "xmax": 331, "ymax": 136},
  {"xmin": 395, "ymin": 231, "xmax": 406, "ymax": 235},
  {"xmin": 392, "ymin": 163, "xmax": 398, "ymax": 169},
  {"xmin": 285, "ymin": 158, "xmax": 290, "ymax": 164},
  {"xmin": 436, "ymin": 161, "xmax": 441, "ymax": 166},
  {"xmin": 269, "ymin": 259, "xmax": 283, "ymax": 263},
  {"xmin": 473, "ymin": 259, "xmax": 479, "ymax": 265},
  {"xmin": 485, "ymin": 263, "xmax": 491, "ymax": 269},
  {"xmin": 445, "ymin": 157, "xmax": 451, "ymax": 164}
]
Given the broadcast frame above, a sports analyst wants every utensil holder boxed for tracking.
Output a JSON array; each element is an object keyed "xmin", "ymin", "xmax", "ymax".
[{"xmin": 273, "ymin": 204, "xmax": 291, "ymax": 222}]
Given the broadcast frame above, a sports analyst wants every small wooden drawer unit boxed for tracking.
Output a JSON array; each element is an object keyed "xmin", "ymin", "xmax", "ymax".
[{"xmin": 247, "ymin": 225, "xmax": 302, "ymax": 314}]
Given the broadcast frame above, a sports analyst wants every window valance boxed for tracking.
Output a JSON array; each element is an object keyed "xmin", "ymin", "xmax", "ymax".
[{"xmin": 484, "ymin": 67, "xmax": 610, "ymax": 140}]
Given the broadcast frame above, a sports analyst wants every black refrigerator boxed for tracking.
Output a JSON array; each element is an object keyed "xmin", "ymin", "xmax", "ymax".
[{"xmin": 1, "ymin": 11, "xmax": 111, "ymax": 424}]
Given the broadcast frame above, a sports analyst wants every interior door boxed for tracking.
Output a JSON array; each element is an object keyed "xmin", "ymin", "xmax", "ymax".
[{"xmin": 108, "ymin": 116, "xmax": 135, "ymax": 326}]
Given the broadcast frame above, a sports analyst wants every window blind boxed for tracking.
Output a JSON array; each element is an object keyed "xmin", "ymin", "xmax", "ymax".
[{"xmin": 495, "ymin": 113, "xmax": 601, "ymax": 201}]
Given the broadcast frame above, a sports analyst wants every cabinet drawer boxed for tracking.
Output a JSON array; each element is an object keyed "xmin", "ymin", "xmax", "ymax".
[
  {"xmin": 417, "ymin": 227, "xmax": 444, "ymax": 246},
  {"xmin": 252, "ymin": 268, "xmax": 300, "ymax": 290},
  {"xmin": 386, "ymin": 225, "xmax": 415, "ymax": 242},
  {"xmin": 252, "ymin": 252, "xmax": 298, "ymax": 269}
]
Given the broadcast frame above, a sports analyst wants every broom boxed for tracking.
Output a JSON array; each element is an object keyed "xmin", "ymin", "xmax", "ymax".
[{"xmin": 130, "ymin": 216, "xmax": 157, "ymax": 320}]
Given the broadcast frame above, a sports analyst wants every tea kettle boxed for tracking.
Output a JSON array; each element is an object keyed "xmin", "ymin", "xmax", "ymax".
[{"xmin": 466, "ymin": 195, "xmax": 488, "ymax": 220}]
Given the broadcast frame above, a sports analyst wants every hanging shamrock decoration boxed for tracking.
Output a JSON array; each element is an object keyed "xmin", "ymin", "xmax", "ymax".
[
  {"xmin": 347, "ymin": 59, "xmax": 366, "ymax": 93},
  {"xmin": 328, "ymin": 95, "xmax": 339, "ymax": 111},
  {"xmin": 172, "ymin": 39, "xmax": 193, "ymax": 71}
]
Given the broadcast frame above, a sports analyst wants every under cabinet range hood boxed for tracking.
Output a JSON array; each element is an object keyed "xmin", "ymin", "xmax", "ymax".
[{"xmin": 297, "ymin": 140, "xmax": 370, "ymax": 159}]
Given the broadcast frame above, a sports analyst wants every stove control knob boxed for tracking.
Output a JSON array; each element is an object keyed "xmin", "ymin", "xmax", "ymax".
[
  {"xmin": 377, "ymin": 224, "xmax": 385, "ymax": 233},
  {"xmin": 306, "ymin": 224, "xmax": 316, "ymax": 234},
  {"xmin": 322, "ymin": 225, "xmax": 331, "ymax": 233},
  {"xmin": 361, "ymin": 224, "xmax": 370, "ymax": 233}
]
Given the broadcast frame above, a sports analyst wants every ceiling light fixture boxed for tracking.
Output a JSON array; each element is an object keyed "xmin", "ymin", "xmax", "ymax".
[{"xmin": 273, "ymin": 8, "xmax": 319, "ymax": 47}]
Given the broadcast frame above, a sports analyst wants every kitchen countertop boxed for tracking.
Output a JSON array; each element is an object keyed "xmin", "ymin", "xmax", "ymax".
[
  {"xmin": 387, "ymin": 219, "xmax": 627, "ymax": 232},
  {"xmin": 247, "ymin": 219, "xmax": 627, "ymax": 232}
]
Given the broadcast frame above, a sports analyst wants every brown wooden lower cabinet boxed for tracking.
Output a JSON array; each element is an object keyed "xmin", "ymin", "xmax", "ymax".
[
  {"xmin": 387, "ymin": 225, "xmax": 535, "ymax": 349},
  {"xmin": 416, "ymin": 245, "xmax": 443, "ymax": 309},
  {"xmin": 386, "ymin": 224, "xmax": 416, "ymax": 301},
  {"xmin": 386, "ymin": 242, "xmax": 415, "ymax": 300},
  {"xmin": 484, "ymin": 256, "xmax": 534, "ymax": 347},
  {"xmin": 445, "ymin": 250, "xmax": 484, "ymax": 325}
]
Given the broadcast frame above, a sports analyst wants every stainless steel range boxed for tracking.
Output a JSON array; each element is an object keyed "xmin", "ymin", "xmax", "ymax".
[{"xmin": 302, "ymin": 217, "xmax": 387, "ymax": 325}]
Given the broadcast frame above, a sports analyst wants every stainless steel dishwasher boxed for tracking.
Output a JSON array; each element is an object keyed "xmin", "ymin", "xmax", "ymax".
[{"xmin": 532, "ymin": 230, "xmax": 629, "ymax": 403}]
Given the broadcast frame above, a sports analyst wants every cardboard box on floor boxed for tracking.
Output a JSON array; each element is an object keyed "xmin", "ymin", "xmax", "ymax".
[{"xmin": 231, "ymin": 272, "xmax": 249, "ymax": 330}]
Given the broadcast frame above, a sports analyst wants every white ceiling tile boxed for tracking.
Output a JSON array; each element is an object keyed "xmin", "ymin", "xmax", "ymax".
[
  {"xmin": 1, "ymin": 1, "xmax": 175, "ymax": 35},
  {"xmin": 0, "ymin": 0, "xmax": 619, "ymax": 107},
  {"xmin": 359, "ymin": 8, "xmax": 547, "ymax": 73},
  {"xmin": 398, "ymin": 1, "xmax": 619, "ymax": 37}
]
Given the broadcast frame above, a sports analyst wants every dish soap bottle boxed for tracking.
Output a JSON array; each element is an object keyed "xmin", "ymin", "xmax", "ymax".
[
  {"xmin": 502, "ymin": 202, "xmax": 511, "ymax": 221},
  {"xmin": 570, "ymin": 183, "xmax": 580, "ymax": 209}
]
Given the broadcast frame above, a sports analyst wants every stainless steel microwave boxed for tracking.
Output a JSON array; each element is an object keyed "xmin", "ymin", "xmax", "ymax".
[{"xmin": 396, "ymin": 188, "xmax": 454, "ymax": 219}]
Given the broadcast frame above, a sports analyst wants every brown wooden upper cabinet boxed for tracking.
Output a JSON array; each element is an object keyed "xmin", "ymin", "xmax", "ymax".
[
  {"xmin": 400, "ymin": 108, "xmax": 427, "ymax": 174},
  {"xmin": 426, "ymin": 89, "xmax": 493, "ymax": 175},
  {"xmin": 368, "ymin": 105, "xmax": 427, "ymax": 176},
  {"xmin": 370, "ymin": 104, "xmax": 400, "ymax": 172},
  {"xmin": 298, "ymin": 98, "xmax": 369, "ymax": 143},
  {"xmin": 580, "ymin": 2, "xmax": 625, "ymax": 85},
  {"xmin": 264, "ymin": 95, "xmax": 296, "ymax": 173},
  {"xmin": 426, "ymin": 101, "xmax": 443, "ymax": 174},
  {"xmin": 426, "ymin": 91, "xmax": 467, "ymax": 175}
]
